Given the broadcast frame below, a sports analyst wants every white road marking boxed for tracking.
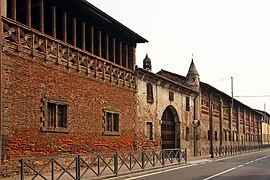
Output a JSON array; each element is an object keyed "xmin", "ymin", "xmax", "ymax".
[
  {"xmin": 124, "ymin": 164, "xmax": 195, "ymax": 180},
  {"xmin": 202, "ymin": 155, "xmax": 270, "ymax": 180},
  {"xmin": 203, "ymin": 167, "xmax": 237, "ymax": 180}
]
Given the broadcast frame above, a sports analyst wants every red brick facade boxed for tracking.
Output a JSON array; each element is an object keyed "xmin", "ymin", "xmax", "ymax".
[
  {"xmin": 0, "ymin": 0, "xmax": 149, "ymax": 176},
  {"xmin": 1, "ymin": 50, "xmax": 136, "ymax": 176}
]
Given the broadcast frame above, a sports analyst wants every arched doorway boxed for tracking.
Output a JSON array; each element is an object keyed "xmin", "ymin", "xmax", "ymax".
[{"xmin": 161, "ymin": 106, "xmax": 180, "ymax": 149}]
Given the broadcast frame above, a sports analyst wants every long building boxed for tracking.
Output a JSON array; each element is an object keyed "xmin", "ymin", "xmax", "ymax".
[
  {"xmin": 0, "ymin": 0, "xmax": 265, "ymax": 177},
  {"xmin": 135, "ymin": 56, "xmax": 262, "ymax": 157},
  {"xmin": 158, "ymin": 60, "xmax": 262, "ymax": 156},
  {"xmin": 0, "ymin": 0, "xmax": 147, "ymax": 176}
]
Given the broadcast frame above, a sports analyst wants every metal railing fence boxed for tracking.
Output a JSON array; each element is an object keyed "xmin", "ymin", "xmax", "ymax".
[
  {"xmin": 20, "ymin": 148, "xmax": 187, "ymax": 180},
  {"xmin": 212, "ymin": 144, "xmax": 270, "ymax": 158}
]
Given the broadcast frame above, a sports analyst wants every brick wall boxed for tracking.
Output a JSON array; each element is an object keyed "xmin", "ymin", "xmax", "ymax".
[{"xmin": 1, "ymin": 50, "xmax": 136, "ymax": 176}]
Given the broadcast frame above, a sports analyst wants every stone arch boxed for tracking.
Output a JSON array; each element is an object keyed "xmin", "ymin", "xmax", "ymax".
[{"xmin": 161, "ymin": 105, "xmax": 180, "ymax": 149}]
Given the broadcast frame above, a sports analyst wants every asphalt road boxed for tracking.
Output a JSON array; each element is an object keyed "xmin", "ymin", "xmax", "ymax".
[{"xmin": 111, "ymin": 149, "xmax": 270, "ymax": 180}]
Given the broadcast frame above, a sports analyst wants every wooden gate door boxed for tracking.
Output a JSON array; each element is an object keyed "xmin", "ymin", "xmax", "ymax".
[{"xmin": 161, "ymin": 107, "xmax": 176, "ymax": 149}]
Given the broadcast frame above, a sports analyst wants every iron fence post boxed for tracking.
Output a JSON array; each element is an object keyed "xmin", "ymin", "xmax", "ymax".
[
  {"xmin": 76, "ymin": 155, "xmax": 80, "ymax": 180},
  {"xmin": 211, "ymin": 146, "xmax": 214, "ymax": 158},
  {"xmin": 114, "ymin": 152, "xmax": 118, "ymax": 176},
  {"xmin": 51, "ymin": 159, "xmax": 54, "ymax": 180},
  {"xmin": 184, "ymin": 149, "xmax": 187, "ymax": 163},
  {"xmin": 153, "ymin": 151, "xmax": 155, "ymax": 167},
  {"xmin": 98, "ymin": 155, "xmax": 100, "ymax": 176},
  {"xmin": 178, "ymin": 149, "xmax": 181, "ymax": 165},
  {"xmin": 130, "ymin": 153, "xmax": 132, "ymax": 170},
  {"xmin": 142, "ymin": 151, "xmax": 145, "ymax": 171},
  {"xmin": 162, "ymin": 150, "xmax": 165, "ymax": 167},
  {"xmin": 20, "ymin": 159, "xmax": 24, "ymax": 180}
]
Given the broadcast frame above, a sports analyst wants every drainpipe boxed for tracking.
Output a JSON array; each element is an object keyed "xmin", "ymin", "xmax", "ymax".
[
  {"xmin": 215, "ymin": 94, "xmax": 223, "ymax": 152},
  {"xmin": 193, "ymin": 96, "xmax": 196, "ymax": 157},
  {"xmin": 193, "ymin": 93, "xmax": 199, "ymax": 157},
  {"xmin": 155, "ymin": 83, "xmax": 159, "ymax": 149},
  {"xmin": 0, "ymin": 0, "xmax": 3, "ymax": 164},
  {"xmin": 209, "ymin": 91, "xmax": 214, "ymax": 158}
]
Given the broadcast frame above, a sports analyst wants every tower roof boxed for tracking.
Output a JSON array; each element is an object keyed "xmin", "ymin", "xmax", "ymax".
[
  {"xmin": 143, "ymin": 54, "xmax": 152, "ymax": 71},
  {"xmin": 143, "ymin": 54, "xmax": 151, "ymax": 63},
  {"xmin": 187, "ymin": 59, "xmax": 199, "ymax": 76}
]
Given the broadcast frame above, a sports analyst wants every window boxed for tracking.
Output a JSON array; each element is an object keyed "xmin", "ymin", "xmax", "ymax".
[
  {"xmin": 41, "ymin": 99, "xmax": 69, "ymax": 133},
  {"xmin": 169, "ymin": 91, "xmax": 174, "ymax": 101},
  {"xmin": 215, "ymin": 131, "xmax": 218, "ymax": 141},
  {"xmin": 104, "ymin": 111, "xmax": 120, "ymax": 135},
  {"xmin": 58, "ymin": 105, "xmax": 67, "ymax": 127},
  {"xmin": 147, "ymin": 83, "xmax": 154, "ymax": 103},
  {"xmin": 48, "ymin": 103, "xmax": 67, "ymax": 128},
  {"xmin": 208, "ymin": 130, "xmax": 211, "ymax": 140},
  {"xmin": 225, "ymin": 130, "xmax": 227, "ymax": 141},
  {"xmin": 186, "ymin": 96, "xmax": 190, "ymax": 111},
  {"xmin": 48, "ymin": 103, "xmax": 56, "ymax": 127},
  {"xmin": 186, "ymin": 127, "xmax": 190, "ymax": 141},
  {"xmin": 146, "ymin": 122, "xmax": 153, "ymax": 140}
]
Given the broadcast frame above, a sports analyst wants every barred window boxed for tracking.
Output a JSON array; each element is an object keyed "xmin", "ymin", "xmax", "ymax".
[
  {"xmin": 186, "ymin": 127, "xmax": 190, "ymax": 141},
  {"xmin": 186, "ymin": 96, "xmax": 190, "ymax": 111},
  {"xmin": 146, "ymin": 83, "xmax": 154, "ymax": 103},
  {"xmin": 48, "ymin": 103, "xmax": 56, "ymax": 127},
  {"xmin": 146, "ymin": 122, "xmax": 153, "ymax": 140},
  {"xmin": 47, "ymin": 103, "xmax": 67, "ymax": 128},
  {"xmin": 104, "ymin": 111, "xmax": 120, "ymax": 135},
  {"xmin": 58, "ymin": 105, "xmax": 68, "ymax": 127},
  {"xmin": 41, "ymin": 98, "xmax": 69, "ymax": 133}
]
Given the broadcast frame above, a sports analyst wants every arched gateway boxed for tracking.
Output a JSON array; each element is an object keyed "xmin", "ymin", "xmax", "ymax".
[{"xmin": 161, "ymin": 106, "xmax": 180, "ymax": 149}]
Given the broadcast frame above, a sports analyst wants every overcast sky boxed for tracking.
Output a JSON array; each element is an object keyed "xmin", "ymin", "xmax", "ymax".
[{"xmin": 90, "ymin": 0, "xmax": 270, "ymax": 113}]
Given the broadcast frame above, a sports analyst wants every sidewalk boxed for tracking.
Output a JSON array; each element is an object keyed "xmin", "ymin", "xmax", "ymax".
[{"xmin": 187, "ymin": 155, "xmax": 214, "ymax": 164}]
